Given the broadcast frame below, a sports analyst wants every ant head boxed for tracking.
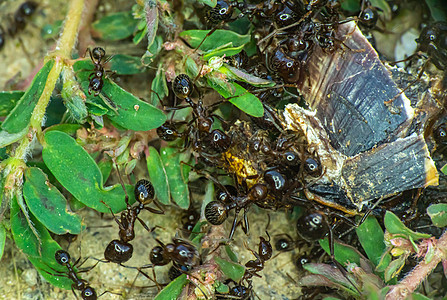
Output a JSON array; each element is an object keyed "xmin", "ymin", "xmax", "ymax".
[
  {"xmin": 296, "ymin": 210, "xmax": 329, "ymax": 241},
  {"xmin": 92, "ymin": 47, "xmax": 106, "ymax": 60},
  {"xmin": 134, "ymin": 179, "xmax": 155, "ymax": 203},
  {"xmin": 18, "ymin": 1, "xmax": 38, "ymax": 17},
  {"xmin": 304, "ymin": 156, "xmax": 322, "ymax": 177},
  {"xmin": 210, "ymin": 129, "xmax": 231, "ymax": 153},
  {"xmin": 249, "ymin": 184, "xmax": 268, "ymax": 201},
  {"xmin": 82, "ymin": 286, "xmax": 97, "ymax": 300},
  {"xmin": 104, "ymin": 239, "xmax": 133, "ymax": 264},
  {"xmin": 173, "ymin": 74, "xmax": 193, "ymax": 99},
  {"xmin": 207, "ymin": 0, "xmax": 234, "ymax": 24},
  {"xmin": 157, "ymin": 122, "xmax": 179, "ymax": 141},
  {"xmin": 205, "ymin": 200, "xmax": 228, "ymax": 225},
  {"xmin": 274, "ymin": 234, "xmax": 294, "ymax": 252},
  {"xmin": 150, "ymin": 245, "xmax": 171, "ymax": 265},
  {"xmin": 55, "ymin": 249, "xmax": 71, "ymax": 266},
  {"xmin": 359, "ymin": 6, "xmax": 379, "ymax": 29},
  {"xmin": 258, "ymin": 235, "xmax": 273, "ymax": 261},
  {"xmin": 264, "ymin": 170, "xmax": 287, "ymax": 194}
]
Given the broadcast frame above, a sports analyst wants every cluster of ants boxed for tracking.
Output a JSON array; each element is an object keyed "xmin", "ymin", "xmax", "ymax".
[
  {"xmin": 48, "ymin": 0, "xmax": 447, "ymax": 299},
  {"xmin": 0, "ymin": 1, "xmax": 37, "ymax": 50}
]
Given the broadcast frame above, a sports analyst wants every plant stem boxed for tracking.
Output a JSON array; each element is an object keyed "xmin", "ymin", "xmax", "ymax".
[
  {"xmin": 386, "ymin": 231, "xmax": 447, "ymax": 300},
  {"xmin": 0, "ymin": 0, "xmax": 85, "ymax": 222}
]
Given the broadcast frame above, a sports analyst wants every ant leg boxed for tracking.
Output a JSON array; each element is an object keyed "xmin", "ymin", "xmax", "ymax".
[
  {"xmin": 100, "ymin": 200, "xmax": 124, "ymax": 230},
  {"xmin": 112, "ymin": 160, "xmax": 130, "ymax": 207},
  {"xmin": 327, "ymin": 224, "xmax": 361, "ymax": 293},
  {"xmin": 241, "ymin": 209, "xmax": 249, "ymax": 235},
  {"xmin": 136, "ymin": 216, "xmax": 163, "ymax": 233},
  {"xmin": 228, "ymin": 210, "xmax": 240, "ymax": 240},
  {"xmin": 145, "ymin": 200, "xmax": 164, "ymax": 214}
]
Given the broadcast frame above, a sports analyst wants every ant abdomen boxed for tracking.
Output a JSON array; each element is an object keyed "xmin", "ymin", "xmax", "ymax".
[
  {"xmin": 55, "ymin": 249, "xmax": 71, "ymax": 266},
  {"xmin": 205, "ymin": 201, "xmax": 228, "ymax": 225},
  {"xmin": 296, "ymin": 211, "xmax": 329, "ymax": 241},
  {"xmin": 173, "ymin": 74, "xmax": 193, "ymax": 99},
  {"xmin": 81, "ymin": 286, "xmax": 97, "ymax": 300},
  {"xmin": 134, "ymin": 179, "xmax": 155, "ymax": 203},
  {"xmin": 104, "ymin": 239, "xmax": 134, "ymax": 263}
]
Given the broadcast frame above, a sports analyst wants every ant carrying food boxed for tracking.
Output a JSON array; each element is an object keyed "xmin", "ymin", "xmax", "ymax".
[{"xmin": 87, "ymin": 47, "xmax": 113, "ymax": 96}]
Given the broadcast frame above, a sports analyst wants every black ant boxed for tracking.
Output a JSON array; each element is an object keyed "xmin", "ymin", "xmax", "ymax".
[
  {"xmin": 53, "ymin": 250, "xmax": 98, "ymax": 300},
  {"xmin": 216, "ymin": 279, "xmax": 252, "ymax": 299},
  {"xmin": 205, "ymin": 182, "xmax": 268, "ymax": 240},
  {"xmin": 87, "ymin": 47, "xmax": 113, "ymax": 96},
  {"xmin": 136, "ymin": 238, "xmax": 201, "ymax": 291},
  {"xmin": 102, "ymin": 171, "xmax": 164, "ymax": 264},
  {"xmin": 274, "ymin": 233, "xmax": 303, "ymax": 252},
  {"xmin": 170, "ymin": 74, "xmax": 232, "ymax": 154},
  {"xmin": 241, "ymin": 233, "xmax": 273, "ymax": 286},
  {"xmin": 0, "ymin": 1, "xmax": 38, "ymax": 50}
]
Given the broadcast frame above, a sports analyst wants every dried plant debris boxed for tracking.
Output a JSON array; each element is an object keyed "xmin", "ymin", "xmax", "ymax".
[{"xmin": 283, "ymin": 21, "xmax": 439, "ymax": 212}]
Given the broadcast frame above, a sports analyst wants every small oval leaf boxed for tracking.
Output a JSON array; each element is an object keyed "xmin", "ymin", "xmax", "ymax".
[
  {"xmin": 427, "ymin": 203, "xmax": 447, "ymax": 227},
  {"xmin": 23, "ymin": 167, "xmax": 84, "ymax": 235},
  {"xmin": 179, "ymin": 29, "xmax": 250, "ymax": 51},
  {"xmin": 215, "ymin": 256, "xmax": 245, "ymax": 282},
  {"xmin": 384, "ymin": 211, "xmax": 430, "ymax": 240},
  {"xmin": 208, "ymin": 80, "xmax": 264, "ymax": 117},
  {"xmin": 160, "ymin": 147, "xmax": 190, "ymax": 209},
  {"xmin": 10, "ymin": 196, "xmax": 73, "ymax": 289},
  {"xmin": 154, "ymin": 274, "xmax": 188, "ymax": 300},
  {"xmin": 92, "ymin": 11, "xmax": 139, "ymax": 41},
  {"xmin": 2, "ymin": 60, "xmax": 55, "ymax": 133},
  {"xmin": 147, "ymin": 146, "xmax": 170, "ymax": 205},
  {"xmin": 356, "ymin": 216, "xmax": 386, "ymax": 267},
  {"xmin": 42, "ymin": 131, "xmax": 133, "ymax": 213},
  {"xmin": 0, "ymin": 91, "xmax": 25, "ymax": 116}
]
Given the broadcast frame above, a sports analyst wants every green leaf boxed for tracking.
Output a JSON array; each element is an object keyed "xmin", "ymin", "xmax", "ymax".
[
  {"xmin": 44, "ymin": 124, "xmax": 81, "ymax": 135},
  {"xmin": 179, "ymin": 30, "xmax": 251, "ymax": 51},
  {"xmin": 196, "ymin": 0, "xmax": 217, "ymax": 8},
  {"xmin": 209, "ymin": 80, "xmax": 264, "ymax": 117},
  {"xmin": 427, "ymin": 203, "xmax": 447, "ymax": 227},
  {"xmin": 375, "ymin": 250, "xmax": 393, "ymax": 274},
  {"xmin": 424, "ymin": 0, "xmax": 447, "ymax": 22},
  {"xmin": 147, "ymin": 147, "xmax": 170, "ymax": 205},
  {"xmin": 319, "ymin": 239, "xmax": 362, "ymax": 266},
  {"xmin": 10, "ymin": 195, "xmax": 73, "ymax": 289},
  {"xmin": 23, "ymin": 167, "xmax": 84, "ymax": 235},
  {"xmin": 215, "ymin": 281, "xmax": 230, "ymax": 293},
  {"xmin": 92, "ymin": 11, "xmax": 139, "ymax": 41},
  {"xmin": 215, "ymin": 256, "xmax": 245, "ymax": 282},
  {"xmin": 0, "ymin": 223, "xmax": 6, "ymax": 261},
  {"xmin": 225, "ymin": 245, "xmax": 239, "ymax": 263},
  {"xmin": 72, "ymin": 62, "xmax": 166, "ymax": 131},
  {"xmin": 150, "ymin": 63, "xmax": 169, "ymax": 106},
  {"xmin": 303, "ymin": 263, "xmax": 358, "ymax": 294},
  {"xmin": 220, "ymin": 64, "xmax": 276, "ymax": 87},
  {"xmin": 109, "ymin": 54, "xmax": 146, "ymax": 75},
  {"xmin": 160, "ymin": 147, "xmax": 190, "ymax": 209},
  {"xmin": 0, "ymin": 91, "xmax": 25, "ymax": 116},
  {"xmin": 154, "ymin": 274, "xmax": 188, "ymax": 300},
  {"xmin": 0, "ymin": 127, "xmax": 28, "ymax": 148},
  {"xmin": 384, "ymin": 211, "xmax": 430, "ymax": 240},
  {"xmin": 356, "ymin": 216, "xmax": 386, "ymax": 267},
  {"xmin": 384, "ymin": 255, "xmax": 406, "ymax": 282},
  {"xmin": 203, "ymin": 44, "xmax": 246, "ymax": 61},
  {"xmin": 98, "ymin": 159, "xmax": 113, "ymax": 183},
  {"xmin": 441, "ymin": 163, "xmax": 447, "ymax": 175},
  {"xmin": 2, "ymin": 60, "xmax": 55, "ymax": 133},
  {"xmin": 411, "ymin": 292, "xmax": 432, "ymax": 300},
  {"xmin": 42, "ymin": 131, "xmax": 134, "ymax": 213}
]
